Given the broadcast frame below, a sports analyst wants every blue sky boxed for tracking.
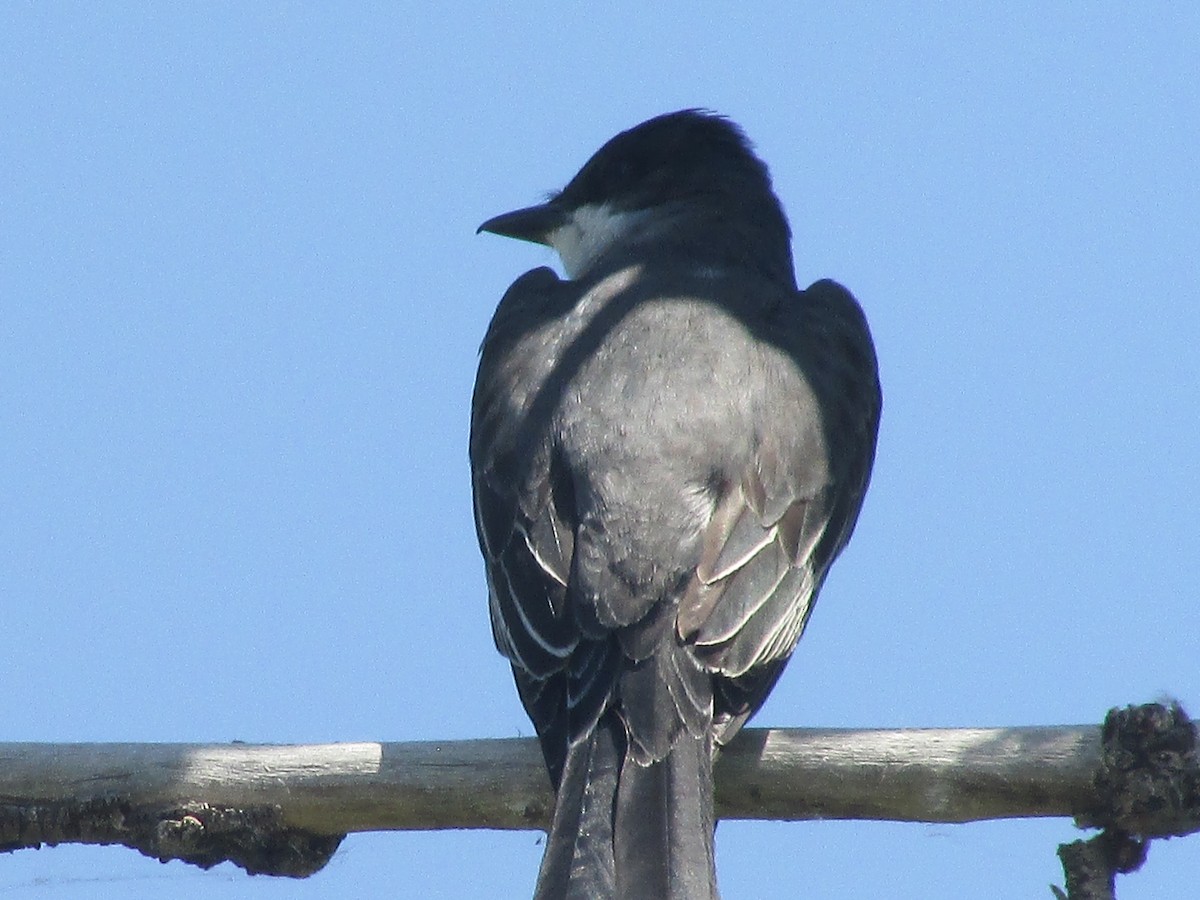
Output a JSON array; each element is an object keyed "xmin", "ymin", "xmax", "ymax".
[{"xmin": 2, "ymin": 5, "xmax": 1197, "ymax": 898}]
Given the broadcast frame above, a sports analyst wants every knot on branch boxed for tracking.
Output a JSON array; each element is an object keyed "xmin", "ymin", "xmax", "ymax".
[
  {"xmin": 1056, "ymin": 702, "xmax": 1199, "ymax": 900},
  {"xmin": 1087, "ymin": 701, "xmax": 1200, "ymax": 838}
]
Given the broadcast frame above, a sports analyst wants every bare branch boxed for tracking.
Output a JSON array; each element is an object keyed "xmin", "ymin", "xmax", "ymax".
[
  {"xmin": 714, "ymin": 725, "xmax": 1100, "ymax": 823},
  {"xmin": 0, "ymin": 705, "xmax": 1195, "ymax": 888},
  {"xmin": 0, "ymin": 726, "xmax": 1102, "ymax": 839}
]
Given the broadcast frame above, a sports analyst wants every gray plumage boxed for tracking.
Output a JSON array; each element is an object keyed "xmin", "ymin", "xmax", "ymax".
[{"xmin": 472, "ymin": 110, "xmax": 881, "ymax": 899}]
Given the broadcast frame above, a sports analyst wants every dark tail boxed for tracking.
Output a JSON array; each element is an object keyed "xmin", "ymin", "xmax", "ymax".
[{"xmin": 534, "ymin": 712, "xmax": 718, "ymax": 900}]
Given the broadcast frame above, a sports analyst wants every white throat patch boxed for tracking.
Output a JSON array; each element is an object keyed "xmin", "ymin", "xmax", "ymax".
[{"xmin": 548, "ymin": 202, "xmax": 644, "ymax": 279}]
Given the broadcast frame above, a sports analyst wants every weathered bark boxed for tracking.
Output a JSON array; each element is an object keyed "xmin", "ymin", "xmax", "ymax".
[
  {"xmin": 0, "ymin": 725, "xmax": 1103, "ymax": 840},
  {"xmin": 0, "ymin": 704, "xmax": 1195, "ymax": 890}
]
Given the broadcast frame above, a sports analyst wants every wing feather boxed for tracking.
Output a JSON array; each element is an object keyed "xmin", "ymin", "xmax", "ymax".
[{"xmin": 680, "ymin": 278, "xmax": 881, "ymax": 739}]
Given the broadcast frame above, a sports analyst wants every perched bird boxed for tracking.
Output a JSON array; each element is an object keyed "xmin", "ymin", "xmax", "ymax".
[{"xmin": 471, "ymin": 110, "xmax": 880, "ymax": 900}]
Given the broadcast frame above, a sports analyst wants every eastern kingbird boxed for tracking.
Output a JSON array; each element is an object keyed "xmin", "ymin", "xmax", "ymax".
[{"xmin": 472, "ymin": 110, "xmax": 880, "ymax": 900}]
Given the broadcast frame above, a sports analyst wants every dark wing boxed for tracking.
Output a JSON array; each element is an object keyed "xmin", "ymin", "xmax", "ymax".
[
  {"xmin": 471, "ymin": 269, "xmax": 576, "ymax": 675},
  {"xmin": 470, "ymin": 268, "xmax": 616, "ymax": 783},
  {"xmin": 679, "ymin": 278, "xmax": 881, "ymax": 741}
]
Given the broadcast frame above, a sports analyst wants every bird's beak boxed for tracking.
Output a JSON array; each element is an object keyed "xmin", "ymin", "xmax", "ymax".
[{"xmin": 477, "ymin": 201, "xmax": 568, "ymax": 246}]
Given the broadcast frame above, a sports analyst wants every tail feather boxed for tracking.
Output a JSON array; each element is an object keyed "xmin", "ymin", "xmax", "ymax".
[
  {"xmin": 534, "ymin": 713, "xmax": 620, "ymax": 900},
  {"xmin": 616, "ymin": 731, "xmax": 718, "ymax": 900},
  {"xmin": 534, "ymin": 712, "xmax": 718, "ymax": 900}
]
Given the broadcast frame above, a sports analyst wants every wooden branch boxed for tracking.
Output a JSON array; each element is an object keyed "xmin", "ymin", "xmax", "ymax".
[
  {"xmin": 714, "ymin": 724, "xmax": 1101, "ymax": 824},
  {"xmin": 0, "ymin": 726, "xmax": 1101, "ymax": 837},
  {"xmin": 1, "ymin": 706, "xmax": 1195, "ymax": 885}
]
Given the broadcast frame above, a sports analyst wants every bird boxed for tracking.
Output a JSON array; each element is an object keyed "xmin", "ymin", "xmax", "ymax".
[{"xmin": 471, "ymin": 109, "xmax": 881, "ymax": 900}]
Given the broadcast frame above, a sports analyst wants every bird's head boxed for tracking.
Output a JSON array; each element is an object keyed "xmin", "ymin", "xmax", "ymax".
[{"xmin": 479, "ymin": 109, "xmax": 793, "ymax": 282}]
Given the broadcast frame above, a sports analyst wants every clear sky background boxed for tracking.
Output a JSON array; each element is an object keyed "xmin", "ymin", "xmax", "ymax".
[{"xmin": 2, "ymin": 5, "xmax": 1197, "ymax": 899}]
